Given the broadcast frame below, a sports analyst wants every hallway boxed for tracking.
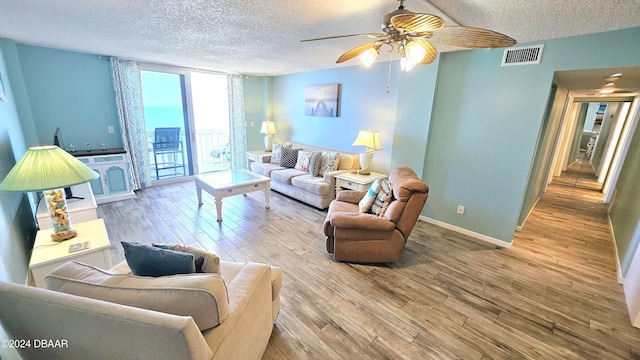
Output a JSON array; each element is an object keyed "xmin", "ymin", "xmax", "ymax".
[{"xmin": 513, "ymin": 182, "xmax": 640, "ymax": 356}]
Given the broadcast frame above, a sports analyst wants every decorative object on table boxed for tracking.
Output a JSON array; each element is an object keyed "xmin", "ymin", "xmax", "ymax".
[
  {"xmin": 304, "ymin": 84, "xmax": 340, "ymax": 117},
  {"xmin": 259, "ymin": 119, "xmax": 277, "ymax": 152},
  {"xmin": 0, "ymin": 145, "xmax": 99, "ymax": 241},
  {"xmin": 352, "ymin": 128, "xmax": 382, "ymax": 175}
]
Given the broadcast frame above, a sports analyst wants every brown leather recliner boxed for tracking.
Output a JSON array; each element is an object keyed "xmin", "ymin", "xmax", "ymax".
[{"xmin": 323, "ymin": 166, "xmax": 429, "ymax": 263}]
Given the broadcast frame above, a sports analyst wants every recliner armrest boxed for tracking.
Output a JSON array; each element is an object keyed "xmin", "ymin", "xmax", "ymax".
[
  {"xmin": 335, "ymin": 190, "xmax": 366, "ymax": 204},
  {"xmin": 329, "ymin": 212, "xmax": 396, "ymax": 231}
]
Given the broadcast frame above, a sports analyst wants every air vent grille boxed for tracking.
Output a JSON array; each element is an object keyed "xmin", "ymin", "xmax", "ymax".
[{"xmin": 502, "ymin": 45, "xmax": 544, "ymax": 66}]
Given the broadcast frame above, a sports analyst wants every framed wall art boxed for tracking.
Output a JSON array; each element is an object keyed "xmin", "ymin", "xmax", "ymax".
[{"xmin": 304, "ymin": 84, "xmax": 339, "ymax": 117}]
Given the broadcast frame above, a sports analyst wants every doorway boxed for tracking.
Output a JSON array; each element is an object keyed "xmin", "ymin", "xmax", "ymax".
[
  {"xmin": 550, "ymin": 100, "xmax": 633, "ymax": 195},
  {"xmin": 140, "ymin": 68, "xmax": 231, "ymax": 181}
]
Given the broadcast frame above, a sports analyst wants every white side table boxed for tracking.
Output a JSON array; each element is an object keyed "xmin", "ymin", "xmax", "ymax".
[
  {"xmin": 246, "ymin": 150, "xmax": 270, "ymax": 169},
  {"xmin": 335, "ymin": 171, "xmax": 388, "ymax": 193},
  {"xmin": 28, "ymin": 218, "xmax": 113, "ymax": 288}
]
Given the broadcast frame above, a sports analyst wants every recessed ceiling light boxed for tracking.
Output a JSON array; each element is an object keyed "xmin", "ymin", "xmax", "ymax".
[
  {"xmin": 610, "ymin": 73, "xmax": 623, "ymax": 77},
  {"xmin": 599, "ymin": 88, "xmax": 615, "ymax": 94},
  {"xmin": 604, "ymin": 82, "xmax": 615, "ymax": 87}
]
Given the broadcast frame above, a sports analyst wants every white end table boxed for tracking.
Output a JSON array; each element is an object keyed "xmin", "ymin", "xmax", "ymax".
[
  {"xmin": 28, "ymin": 218, "xmax": 113, "ymax": 288},
  {"xmin": 245, "ymin": 150, "xmax": 270, "ymax": 169},
  {"xmin": 335, "ymin": 171, "xmax": 387, "ymax": 193}
]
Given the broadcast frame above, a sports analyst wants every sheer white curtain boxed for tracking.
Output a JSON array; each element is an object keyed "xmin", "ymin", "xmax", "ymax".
[
  {"xmin": 227, "ymin": 74, "xmax": 247, "ymax": 170},
  {"xmin": 110, "ymin": 58, "xmax": 152, "ymax": 189}
]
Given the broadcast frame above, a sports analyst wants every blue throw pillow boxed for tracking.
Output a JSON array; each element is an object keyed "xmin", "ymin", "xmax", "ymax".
[{"xmin": 122, "ymin": 241, "xmax": 196, "ymax": 277}]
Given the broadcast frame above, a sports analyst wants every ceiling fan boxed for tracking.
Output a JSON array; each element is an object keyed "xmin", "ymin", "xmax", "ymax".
[{"xmin": 301, "ymin": 0, "xmax": 517, "ymax": 73}]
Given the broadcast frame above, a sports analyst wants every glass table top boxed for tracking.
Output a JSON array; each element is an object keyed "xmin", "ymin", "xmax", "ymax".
[{"xmin": 197, "ymin": 169, "xmax": 268, "ymax": 187}]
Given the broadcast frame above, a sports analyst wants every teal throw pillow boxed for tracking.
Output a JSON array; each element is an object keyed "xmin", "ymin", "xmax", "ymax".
[
  {"xmin": 122, "ymin": 241, "xmax": 196, "ymax": 277},
  {"xmin": 358, "ymin": 180, "xmax": 381, "ymax": 213}
]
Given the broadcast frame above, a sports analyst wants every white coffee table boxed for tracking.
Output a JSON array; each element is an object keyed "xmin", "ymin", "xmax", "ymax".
[{"xmin": 195, "ymin": 169, "xmax": 271, "ymax": 222}]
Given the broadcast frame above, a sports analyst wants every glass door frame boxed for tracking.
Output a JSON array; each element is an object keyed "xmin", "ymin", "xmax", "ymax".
[{"xmin": 139, "ymin": 64, "xmax": 200, "ymax": 180}]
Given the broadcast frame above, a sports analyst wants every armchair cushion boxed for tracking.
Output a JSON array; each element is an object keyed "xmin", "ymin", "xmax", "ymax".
[
  {"xmin": 45, "ymin": 261, "xmax": 230, "ymax": 331},
  {"xmin": 329, "ymin": 212, "xmax": 396, "ymax": 231},
  {"xmin": 336, "ymin": 190, "xmax": 365, "ymax": 203}
]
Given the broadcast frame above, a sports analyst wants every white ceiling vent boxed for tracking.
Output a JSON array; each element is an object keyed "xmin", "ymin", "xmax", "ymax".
[{"xmin": 501, "ymin": 45, "xmax": 544, "ymax": 66}]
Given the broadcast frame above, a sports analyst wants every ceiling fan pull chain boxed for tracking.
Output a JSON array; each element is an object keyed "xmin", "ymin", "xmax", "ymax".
[{"xmin": 386, "ymin": 46, "xmax": 393, "ymax": 93}]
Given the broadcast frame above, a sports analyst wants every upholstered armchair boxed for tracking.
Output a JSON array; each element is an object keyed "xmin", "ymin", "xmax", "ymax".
[{"xmin": 323, "ymin": 166, "xmax": 429, "ymax": 263}]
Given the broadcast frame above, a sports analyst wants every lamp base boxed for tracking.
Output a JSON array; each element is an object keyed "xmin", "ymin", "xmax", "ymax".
[
  {"xmin": 51, "ymin": 229, "xmax": 77, "ymax": 242},
  {"xmin": 358, "ymin": 170, "xmax": 371, "ymax": 175},
  {"xmin": 264, "ymin": 134, "xmax": 274, "ymax": 152}
]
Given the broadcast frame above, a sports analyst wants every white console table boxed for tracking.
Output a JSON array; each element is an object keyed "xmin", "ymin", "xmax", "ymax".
[{"xmin": 36, "ymin": 182, "xmax": 98, "ymax": 230}]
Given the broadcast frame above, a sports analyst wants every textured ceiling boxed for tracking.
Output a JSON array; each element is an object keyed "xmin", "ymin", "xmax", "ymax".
[{"xmin": 0, "ymin": 0, "xmax": 639, "ymax": 76}]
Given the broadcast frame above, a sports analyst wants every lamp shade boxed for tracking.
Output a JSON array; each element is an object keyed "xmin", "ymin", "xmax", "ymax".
[
  {"xmin": 0, "ymin": 145, "xmax": 99, "ymax": 192},
  {"xmin": 351, "ymin": 129, "xmax": 383, "ymax": 151},
  {"xmin": 259, "ymin": 120, "xmax": 277, "ymax": 135}
]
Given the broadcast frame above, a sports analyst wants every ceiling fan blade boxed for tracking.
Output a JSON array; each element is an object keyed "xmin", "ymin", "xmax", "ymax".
[
  {"xmin": 301, "ymin": 33, "xmax": 386, "ymax": 42},
  {"xmin": 411, "ymin": 38, "xmax": 438, "ymax": 65},
  {"xmin": 429, "ymin": 26, "xmax": 517, "ymax": 48},
  {"xmin": 391, "ymin": 13, "xmax": 444, "ymax": 32},
  {"xmin": 336, "ymin": 41, "xmax": 382, "ymax": 63}
]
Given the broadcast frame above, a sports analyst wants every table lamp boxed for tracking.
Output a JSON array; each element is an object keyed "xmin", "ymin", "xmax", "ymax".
[
  {"xmin": 259, "ymin": 119, "xmax": 277, "ymax": 152},
  {"xmin": 0, "ymin": 145, "xmax": 99, "ymax": 241},
  {"xmin": 352, "ymin": 128, "xmax": 382, "ymax": 175}
]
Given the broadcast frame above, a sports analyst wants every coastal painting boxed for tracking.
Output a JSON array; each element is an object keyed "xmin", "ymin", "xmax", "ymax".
[{"xmin": 304, "ymin": 84, "xmax": 339, "ymax": 117}]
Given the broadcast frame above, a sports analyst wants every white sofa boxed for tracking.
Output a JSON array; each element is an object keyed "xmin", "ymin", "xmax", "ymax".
[
  {"xmin": 250, "ymin": 142, "xmax": 360, "ymax": 209},
  {"xmin": 0, "ymin": 259, "xmax": 282, "ymax": 360}
]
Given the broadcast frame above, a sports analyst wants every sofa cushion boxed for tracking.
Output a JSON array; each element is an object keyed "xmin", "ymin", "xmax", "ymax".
[
  {"xmin": 122, "ymin": 241, "xmax": 195, "ymax": 277},
  {"xmin": 291, "ymin": 174, "xmax": 331, "ymax": 196},
  {"xmin": 280, "ymin": 147, "xmax": 299, "ymax": 168},
  {"xmin": 295, "ymin": 150, "xmax": 316, "ymax": 172},
  {"xmin": 270, "ymin": 142, "xmax": 291, "ymax": 164},
  {"xmin": 371, "ymin": 178, "xmax": 392, "ymax": 216},
  {"xmin": 359, "ymin": 180, "xmax": 381, "ymax": 213},
  {"xmin": 308, "ymin": 152, "xmax": 322, "ymax": 176},
  {"xmin": 271, "ymin": 168, "xmax": 307, "ymax": 185},
  {"xmin": 45, "ymin": 261, "xmax": 229, "ymax": 331},
  {"xmin": 153, "ymin": 243, "xmax": 221, "ymax": 274},
  {"xmin": 319, "ymin": 151, "xmax": 340, "ymax": 176},
  {"xmin": 337, "ymin": 154, "xmax": 357, "ymax": 170},
  {"xmin": 251, "ymin": 161, "xmax": 285, "ymax": 177}
]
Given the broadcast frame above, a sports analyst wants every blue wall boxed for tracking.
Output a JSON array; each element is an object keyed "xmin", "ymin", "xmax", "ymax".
[
  {"xmin": 16, "ymin": 45, "xmax": 122, "ymax": 149},
  {"xmin": 272, "ymin": 62, "xmax": 403, "ymax": 172},
  {"xmin": 0, "ymin": 40, "xmax": 37, "ymax": 285}
]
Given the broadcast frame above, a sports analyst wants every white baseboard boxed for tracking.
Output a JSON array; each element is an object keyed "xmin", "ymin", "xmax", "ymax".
[
  {"xmin": 607, "ymin": 215, "xmax": 625, "ymax": 284},
  {"xmin": 418, "ymin": 216, "xmax": 512, "ymax": 249},
  {"xmin": 515, "ymin": 197, "xmax": 541, "ymax": 232}
]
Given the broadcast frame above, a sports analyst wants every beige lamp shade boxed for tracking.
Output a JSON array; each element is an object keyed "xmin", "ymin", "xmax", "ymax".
[
  {"xmin": 0, "ymin": 145, "xmax": 99, "ymax": 241},
  {"xmin": 259, "ymin": 120, "xmax": 277, "ymax": 135},
  {"xmin": 259, "ymin": 120, "xmax": 277, "ymax": 152},
  {"xmin": 352, "ymin": 129, "xmax": 382, "ymax": 173}
]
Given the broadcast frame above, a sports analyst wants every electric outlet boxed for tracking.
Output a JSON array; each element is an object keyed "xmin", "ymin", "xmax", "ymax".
[
  {"xmin": 457, "ymin": 205, "xmax": 465, "ymax": 215},
  {"xmin": 250, "ymin": 121, "xmax": 255, "ymax": 127},
  {"xmin": 108, "ymin": 126, "xmax": 114, "ymax": 133}
]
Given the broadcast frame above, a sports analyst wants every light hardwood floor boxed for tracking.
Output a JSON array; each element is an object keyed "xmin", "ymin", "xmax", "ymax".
[{"xmin": 98, "ymin": 180, "xmax": 640, "ymax": 359}]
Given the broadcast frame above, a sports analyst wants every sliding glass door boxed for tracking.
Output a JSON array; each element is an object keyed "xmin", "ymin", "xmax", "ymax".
[{"xmin": 140, "ymin": 68, "xmax": 230, "ymax": 181}]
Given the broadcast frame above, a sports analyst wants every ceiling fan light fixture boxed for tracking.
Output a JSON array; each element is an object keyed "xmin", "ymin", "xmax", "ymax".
[
  {"xmin": 400, "ymin": 56, "xmax": 417, "ymax": 73},
  {"xmin": 359, "ymin": 46, "xmax": 380, "ymax": 68},
  {"xmin": 406, "ymin": 40, "xmax": 427, "ymax": 64}
]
